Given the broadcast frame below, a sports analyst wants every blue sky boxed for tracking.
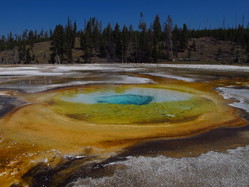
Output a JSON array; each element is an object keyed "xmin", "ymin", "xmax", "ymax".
[{"xmin": 0, "ymin": 0, "xmax": 248, "ymax": 36}]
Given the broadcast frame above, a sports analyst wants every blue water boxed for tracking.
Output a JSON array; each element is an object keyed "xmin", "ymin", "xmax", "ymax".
[
  {"xmin": 96, "ymin": 94, "xmax": 153, "ymax": 105},
  {"xmin": 61, "ymin": 88, "xmax": 193, "ymax": 104}
]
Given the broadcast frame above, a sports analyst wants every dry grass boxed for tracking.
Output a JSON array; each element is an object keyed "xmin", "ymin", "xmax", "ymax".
[{"xmin": 0, "ymin": 37, "xmax": 248, "ymax": 64}]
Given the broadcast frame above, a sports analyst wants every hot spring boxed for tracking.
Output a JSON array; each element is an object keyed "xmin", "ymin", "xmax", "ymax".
[
  {"xmin": 50, "ymin": 85, "xmax": 216, "ymax": 125},
  {"xmin": 61, "ymin": 87, "xmax": 193, "ymax": 104},
  {"xmin": 95, "ymin": 94, "xmax": 154, "ymax": 105},
  {"xmin": 0, "ymin": 65, "xmax": 248, "ymax": 187}
]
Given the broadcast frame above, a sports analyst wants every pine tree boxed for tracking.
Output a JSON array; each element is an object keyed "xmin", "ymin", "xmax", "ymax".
[
  {"xmin": 113, "ymin": 23, "xmax": 122, "ymax": 61},
  {"xmin": 92, "ymin": 18, "xmax": 101, "ymax": 51},
  {"xmin": 80, "ymin": 19, "xmax": 92, "ymax": 63},
  {"xmin": 121, "ymin": 25, "xmax": 129, "ymax": 62},
  {"xmin": 139, "ymin": 12, "xmax": 146, "ymax": 32},
  {"xmin": 138, "ymin": 12, "xmax": 151, "ymax": 62},
  {"xmin": 22, "ymin": 30, "xmax": 28, "ymax": 40},
  {"xmin": 152, "ymin": 46, "xmax": 158, "ymax": 63},
  {"xmin": 103, "ymin": 23, "xmax": 114, "ymax": 61},
  {"xmin": 65, "ymin": 17, "xmax": 73, "ymax": 63},
  {"xmin": 51, "ymin": 24, "xmax": 65, "ymax": 64},
  {"xmin": 164, "ymin": 15, "xmax": 173, "ymax": 61},
  {"xmin": 28, "ymin": 30, "xmax": 34, "ymax": 41},
  {"xmin": 73, "ymin": 20, "xmax": 77, "ymax": 47},
  {"xmin": 180, "ymin": 24, "xmax": 189, "ymax": 50},
  {"xmin": 80, "ymin": 32, "xmax": 92, "ymax": 63},
  {"xmin": 152, "ymin": 15, "xmax": 162, "ymax": 62},
  {"xmin": 153, "ymin": 15, "xmax": 162, "ymax": 44}
]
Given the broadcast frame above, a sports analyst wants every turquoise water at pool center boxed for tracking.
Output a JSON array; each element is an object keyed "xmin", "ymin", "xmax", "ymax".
[
  {"xmin": 61, "ymin": 87, "xmax": 194, "ymax": 105},
  {"xmin": 96, "ymin": 94, "xmax": 153, "ymax": 105}
]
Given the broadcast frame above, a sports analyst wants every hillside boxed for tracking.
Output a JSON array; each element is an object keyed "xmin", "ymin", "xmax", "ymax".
[{"xmin": 0, "ymin": 37, "xmax": 248, "ymax": 64}]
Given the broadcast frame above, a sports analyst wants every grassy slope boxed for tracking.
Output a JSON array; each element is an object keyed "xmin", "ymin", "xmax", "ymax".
[{"xmin": 0, "ymin": 37, "xmax": 248, "ymax": 64}]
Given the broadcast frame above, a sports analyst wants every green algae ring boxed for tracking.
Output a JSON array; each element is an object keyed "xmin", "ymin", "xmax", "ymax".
[{"xmin": 51, "ymin": 86, "xmax": 215, "ymax": 125}]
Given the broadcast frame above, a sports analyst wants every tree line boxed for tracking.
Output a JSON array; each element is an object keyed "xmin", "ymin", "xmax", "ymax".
[
  {"xmin": 1, "ymin": 13, "xmax": 249, "ymax": 64},
  {"xmin": 50, "ymin": 14, "xmax": 190, "ymax": 63},
  {"xmin": 0, "ymin": 28, "xmax": 51, "ymax": 64},
  {"xmin": 190, "ymin": 25, "xmax": 249, "ymax": 53}
]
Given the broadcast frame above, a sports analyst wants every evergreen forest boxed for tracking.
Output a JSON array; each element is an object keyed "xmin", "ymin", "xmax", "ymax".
[{"xmin": 1, "ymin": 13, "xmax": 249, "ymax": 64}]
